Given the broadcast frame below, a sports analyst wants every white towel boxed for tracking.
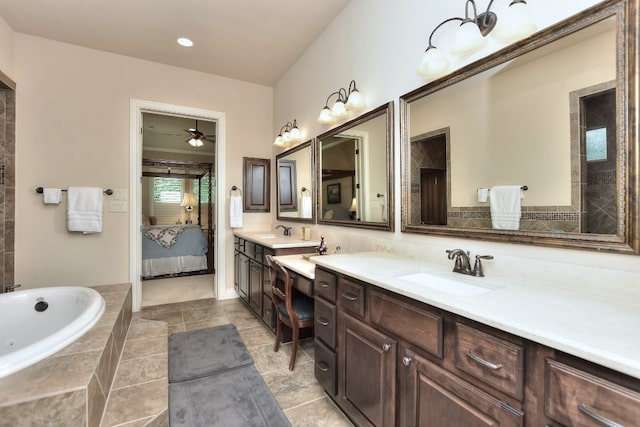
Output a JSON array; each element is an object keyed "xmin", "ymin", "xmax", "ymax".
[
  {"xmin": 67, "ymin": 187, "xmax": 103, "ymax": 233},
  {"xmin": 477, "ymin": 188, "xmax": 489, "ymax": 203},
  {"xmin": 43, "ymin": 188, "xmax": 62, "ymax": 204},
  {"xmin": 489, "ymin": 186, "xmax": 522, "ymax": 230},
  {"xmin": 301, "ymin": 195, "xmax": 312, "ymax": 219},
  {"xmin": 229, "ymin": 195, "xmax": 243, "ymax": 228}
]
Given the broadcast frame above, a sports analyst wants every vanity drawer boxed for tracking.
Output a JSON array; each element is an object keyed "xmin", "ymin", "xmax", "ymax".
[
  {"xmin": 315, "ymin": 340, "xmax": 337, "ymax": 396},
  {"xmin": 315, "ymin": 297, "xmax": 336, "ymax": 348},
  {"xmin": 369, "ymin": 290, "xmax": 443, "ymax": 358},
  {"xmin": 294, "ymin": 275, "xmax": 312, "ymax": 297},
  {"xmin": 261, "ymin": 246, "xmax": 274, "ymax": 264},
  {"xmin": 314, "ymin": 268, "xmax": 336, "ymax": 303},
  {"xmin": 261, "ymin": 294, "xmax": 275, "ymax": 329},
  {"xmin": 455, "ymin": 323, "xmax": 524, "ymax": 400},
  {"xmin": 337, "ymin": 278, "xmax": 365, "ymax": 318},
  {"xmin": 245, "ymin": 241, "xmax": 256, "ymax": 259},
  {"xmin": 545, "ymin": 359, "xmax": 640, "ymax": 426}
]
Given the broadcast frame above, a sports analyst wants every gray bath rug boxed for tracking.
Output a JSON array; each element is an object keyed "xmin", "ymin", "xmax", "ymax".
[{"xmin": 168, "ymin": 324, "xmax": 253, "ymax": 383}]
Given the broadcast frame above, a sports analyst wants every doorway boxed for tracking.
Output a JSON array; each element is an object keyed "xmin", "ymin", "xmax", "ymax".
[
  {"xmin": 130, "ymin": 100, "xmax": 226, "ymax": 312},
  {"xmin": 410, "ymin": 129, "xmax": 448, "ymax": 226}
]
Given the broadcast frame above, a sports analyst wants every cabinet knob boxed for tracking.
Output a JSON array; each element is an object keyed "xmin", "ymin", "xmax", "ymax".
[
  {"xmin": 402, "ymin": 356, "xmax": 413, "ymax": 367},
  {"xmin": 382, "ymin": 343, "xmax": 392, "ymax": 352}
]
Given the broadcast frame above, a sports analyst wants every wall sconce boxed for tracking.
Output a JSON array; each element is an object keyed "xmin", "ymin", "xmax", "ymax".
[
  {"xmin": 181, "ymin": 192, "xmax": 197, "ymax": 224},
  {"xmin": 273, "ymin": 120, "xmax": 303, "ymax": 147},
  {"xmin": 349, "ymin": 197, "xmax": 357, "ymax": 220},
  {"xmin": 317, "ymin": 80, "xmax": 366, "ymax": 125},
  {"xmin": 418, "ymin": 0, "xmax": 537, "ymax": 80}
]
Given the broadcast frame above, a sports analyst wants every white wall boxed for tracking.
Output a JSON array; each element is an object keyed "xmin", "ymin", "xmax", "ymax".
[
  {"xmin": 273, "ymin": 0, "xmax": 639, "ymax": 296},
  {"xmin": 0, "ymin": 15, "xmax": 14, "ymax": 81},
  {"xmin": 13, "ymin": 34, "xmax": 273, "ymax": 289}
]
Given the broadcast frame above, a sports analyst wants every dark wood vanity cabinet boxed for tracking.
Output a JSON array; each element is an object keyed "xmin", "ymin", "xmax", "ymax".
[{"xmin": 314, "ymin": 265, "xmax": 640, "ymax": 427}]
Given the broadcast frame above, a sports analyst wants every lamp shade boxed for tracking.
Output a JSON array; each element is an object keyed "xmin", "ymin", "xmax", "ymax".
[
  {"xmin": 491, "ymin": 1, "xmax": 537, "ymax": 43},
  {"xmin": 349, "ymin": 197, "xmax": 357, "ymax": 212},
  {"xmin": 274, "ymin": 135, "xmax": 284, "ymax": 146},
  {"xmin": 346, "ymin": 90, "xmax": 366, "ymax": 112},
  {"xmin": 418, "ymin": 47, "xmax": 451, "ymax": 79},
  {"xmin": 289, "ymin": 125, "xmax": 302, "ymax": 142},
  {"xmin": 331, "ymin": 100, "xmax": 348, "ymax": 119},
  {"xmin": 188, "ymin": 137, "xmax": 204, "ymax": 147},
  {"xmin": 181, "ymin": 192, "xmax": 197, "ymax": 208},
  {"xmin": 450, "ymin": 20, "xmax": 487, "ymax": 56},
  {"xmin": 317, "ymin": 106, "xmax": 334, "ymax": 124}
]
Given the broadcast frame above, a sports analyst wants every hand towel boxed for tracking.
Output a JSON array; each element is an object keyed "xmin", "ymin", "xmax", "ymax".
[
  {"xmin": 477, "ymin": 188, "xmax": 489, "ymax": 203},
  {"xmin": 67, "ymin": 187, "xmax": 103, "ymax": 233},
  {"xmin": 229, "ymin": 195, "xmax": 243, "ymax": 228},
  {"xmin": 43, "ymin": 188, "xmax": 63, "ymax": 205},
  {"xmin": 301, "ymin": 195, "xmax": 312, "ymax": 219},
  {"xmin": 489, "ymin": 186, "xmax": 522, "ymax": 230}
]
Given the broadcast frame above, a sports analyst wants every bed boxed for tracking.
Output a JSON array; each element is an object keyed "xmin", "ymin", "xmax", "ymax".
[{"xmin": 142, "ymin": 224, "xmax": 209, "ymax": 278}]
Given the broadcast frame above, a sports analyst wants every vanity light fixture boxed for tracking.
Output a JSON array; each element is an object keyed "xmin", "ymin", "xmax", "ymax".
[
  {"xmin": 274, "ymin": 120, "xmax": 303, "ymax": 147},
  {"xmin": 418, "ymin": 0, "xmax": 536, "ymax": 79},
  {"xmin": 317, "ymin": 80, "xmax": 366, "ymax": 124}
]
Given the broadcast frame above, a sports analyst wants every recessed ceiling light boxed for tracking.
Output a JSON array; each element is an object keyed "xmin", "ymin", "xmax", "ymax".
[{"xmin": 177, "ymin": 38, "xmax": 194, "ymax": 47}]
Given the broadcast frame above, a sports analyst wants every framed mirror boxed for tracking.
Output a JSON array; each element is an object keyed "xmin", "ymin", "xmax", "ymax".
[
  {"xmin": 317, "ymin": 101, "xmax": 394, "ymax": 231},
  {"xmin": 276, "ymin": 139, "xmax": 316, "ymax": 223},
  {"xmin": 400, "ymin": 0, "xmax": 639, "ymax": 254}
]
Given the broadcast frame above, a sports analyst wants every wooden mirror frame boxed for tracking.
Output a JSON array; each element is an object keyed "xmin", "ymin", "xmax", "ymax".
[
  {"xmin": 400, "ymin": 0, "xmax": 639, "ymax": 254},
  {"xmin": 276, "ymin": 139, "xmax": 316, "ymax": 223},
  {"xmin": 317, "ymin": 101, "xmax": 395, "ymax": 231}
]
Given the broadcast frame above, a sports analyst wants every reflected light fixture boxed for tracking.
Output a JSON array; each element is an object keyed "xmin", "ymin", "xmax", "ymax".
[
  {"xmin": 181, "ymin": 192, "xmax": 197, "ymax": 224},
  {"xmin": 317, "ymin": 80, "xmax": 366, "ymax": 124},
  {"xmin": 418, "ymin": 0, "xmax": 537, "ymax": 80},
  {"xmin": 349, "ymin": 197, "xmax": 358, "ymax": 220},
  {"xmin": 177, "ymin": 37, "xmax": 194, "ymax": 47},
  {"xmin": 274, "ymin": 120, "xmax": 303, "ymax": 147}
]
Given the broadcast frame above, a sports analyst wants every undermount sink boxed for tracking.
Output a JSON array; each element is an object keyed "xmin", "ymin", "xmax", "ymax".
[
  {"xmin": 395, "ymin": 272, "xmax": 498, "ymax": 296},
  {"xmin": 256, "ymin": 234, "xmax": 277, "ymax": 239}
]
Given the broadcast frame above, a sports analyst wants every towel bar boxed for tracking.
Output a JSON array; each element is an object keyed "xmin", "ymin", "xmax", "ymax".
[
  {"xmin": 229, "ymin": 185, "xmax": 242, "ymax": 196},
  {"xmin": 301, "ymin": 187, "xmax": 311, "ymax": 195},
  {"xmin": 478, "ymin": 186, "xmax": 528, "ymax": 192},
  {"xmin": 36, "ymin": 187, "xmax": 113, "ymax": 195}
]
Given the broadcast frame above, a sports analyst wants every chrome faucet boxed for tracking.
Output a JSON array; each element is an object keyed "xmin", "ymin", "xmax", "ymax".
[
  {"xmin": 446, "ymin": 249, "xmax": 493, "ymax": 277},
  {"xmin": 275, "ymin": 224, "xmax": 292, "ymax": 236}
]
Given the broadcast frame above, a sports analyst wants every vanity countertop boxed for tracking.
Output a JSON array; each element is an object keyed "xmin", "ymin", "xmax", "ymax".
[
  {"xmin": 272, "ymin": 254, "xmax": 317, "ymax": 279},
  {"xmin": 311, "ymin": 252, "xmax": 640, "ymax": 380},
  {"xmin": 234, "ymin": 230, "xmax": 319, "ymax": 249}
]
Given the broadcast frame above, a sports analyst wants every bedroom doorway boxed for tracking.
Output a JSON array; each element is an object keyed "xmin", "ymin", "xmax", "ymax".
[{"xmin": 130, "ymin": 100, "xmax": 227, "ymax": 311}]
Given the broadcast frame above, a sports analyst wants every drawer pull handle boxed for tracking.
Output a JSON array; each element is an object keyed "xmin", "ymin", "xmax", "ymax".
[
  {"xmin": 466, "ymin": 351, "xmax": 503, "ymax": 370},
  {"xmin": 382, "ymin": 343, "xmax": 392, "ymax": 352},
  {"xmin": 578, "ymin": 403, "xmax": 623, "ymax": 427},
  {"xmin": 402, "ymin": 356, "xmax": 413, "ymax": 366},
  {"xmin": 342, "ymin": 293, "xmax": 358, "ymax": 302},
  {"xmin": 317, "ymin": 317, "xmax": 329, "ymax": 326},
  {"xmin": 319, "ymin": 282, "xmax": 329, "ymax": 288},
  {"xmin": 316, "ymin": 362, "xmax": 329, "ymax": 372}
]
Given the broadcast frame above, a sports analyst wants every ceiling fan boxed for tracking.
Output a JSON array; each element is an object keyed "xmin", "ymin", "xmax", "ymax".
[{"xmin": 185, "ymin": 120, "xmax": 215, "ymax": 147}]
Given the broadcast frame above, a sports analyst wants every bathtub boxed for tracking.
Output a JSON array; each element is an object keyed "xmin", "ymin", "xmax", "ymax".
[{"xmin": 0, "ymin": 286, "xmax": 105, "ymax": 378}]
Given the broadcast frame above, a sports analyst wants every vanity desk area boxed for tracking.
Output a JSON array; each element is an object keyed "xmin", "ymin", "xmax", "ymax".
[
  {"xmin": 233, "ymin": 231, "xmax": 317, "ymax": 332},
  {"xmin": 310, "ymin": 252, "xmax": 640, "ymax": 427}
]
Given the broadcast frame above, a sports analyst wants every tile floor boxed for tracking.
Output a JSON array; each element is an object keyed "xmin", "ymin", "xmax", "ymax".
[{"xmin": 101, "ymin": 297, "xmax": 352, "ymax": 426}]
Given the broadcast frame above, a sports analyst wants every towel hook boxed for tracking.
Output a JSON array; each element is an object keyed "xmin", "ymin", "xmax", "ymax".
[{"xmin": 229, "ymin": 185, "xmax": 242, "ymax": 196}]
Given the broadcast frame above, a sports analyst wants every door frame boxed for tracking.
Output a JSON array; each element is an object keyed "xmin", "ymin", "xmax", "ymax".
[{"xmin": 130, "ymin": 99, "xmax": 227, "ymax": 311}]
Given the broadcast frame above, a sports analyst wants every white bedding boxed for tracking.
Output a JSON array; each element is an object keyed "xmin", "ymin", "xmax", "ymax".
[{"xmin": 142, "ymin": 255, "xmax": 207, "ymax": 278}]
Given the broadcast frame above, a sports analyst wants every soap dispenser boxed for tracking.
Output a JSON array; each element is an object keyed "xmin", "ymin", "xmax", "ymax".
[{"xmin": 317, "ymin": 235, "xmax": 327, "ymax": 255}]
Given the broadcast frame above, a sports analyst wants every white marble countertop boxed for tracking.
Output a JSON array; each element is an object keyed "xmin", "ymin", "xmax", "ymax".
[
  {"xmin": 234, "ymin": 230, "xmax": 319, "ymax": 249},
  {"xmin": 310, "ymin": 252, "xmax": 640, "ymax": 380},
  {"xmin": 272, "ymin": 254, "xmax": 318, "ymax": 279}
]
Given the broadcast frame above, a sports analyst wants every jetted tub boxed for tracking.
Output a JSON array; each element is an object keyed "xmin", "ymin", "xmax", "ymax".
[{"xmin": 0, "ymin": 286, "xmax": 105, "ymax": 378}]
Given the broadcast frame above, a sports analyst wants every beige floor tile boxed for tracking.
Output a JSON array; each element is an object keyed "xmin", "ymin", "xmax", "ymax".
[
  {"xmin": 139, "ymin": 310, "xmax": 184, "ymax": 326},
  {"xmin": 121, "ymin": 336, "xmax": 167, "ymax": 361},
  {"xmin": 112, "ymin": 353, "xmax": 168, "ymax": 390},
  {"xmin": 285, "ymin": 396, "xmax": 354, "ymax": 427},
  {"xmin": 183, "ymin": 316, "xmax": 231, "ymax": 332},
  {"xmin": 182, "ymin": 305, "xmax": 226, "ymax": 323},
  {"xmin": 167, "ymin": 324, "xmax": 186, "ymax": 335},
  {"xmin": 127, "ymin": 319, "xmax": 167, "ymax": 340},
  {"xmin": 238, "ymin": 324, "xmax": 276, "ymax": 348},
  {"xmin": 262, "ymin": 360, "xmax": 325, "ymax": 410},
  {"xmin": 250, "ymin": 342, "xmax": 312, "ymax": 375},
  {"xmin": 102, "ymin": 379, "xmax": 168, "ymax": 427}
]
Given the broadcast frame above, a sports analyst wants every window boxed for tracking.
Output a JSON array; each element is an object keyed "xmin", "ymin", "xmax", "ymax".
[
  {"xmin": 586, "ymin": 127, "xmax": 607, "ymax": 162},
  {"xmin": 193, "ymin": 176, "xmax": 216, "ymax": 204},
  {"xmin": 153, "ymin": 178, "xmax": 183, "ymax": 203}
]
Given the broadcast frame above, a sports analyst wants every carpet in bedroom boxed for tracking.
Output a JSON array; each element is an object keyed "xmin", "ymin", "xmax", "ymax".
[{"xmin": 142, "ymin": 274, "xmax": 214, "ymax": 307}]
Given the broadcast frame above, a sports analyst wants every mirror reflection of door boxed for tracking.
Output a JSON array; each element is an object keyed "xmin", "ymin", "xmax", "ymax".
[
  {"xmin": 411, "ymin": 129, "xmax": 448, "ymax": 225},
  {"xmin": 322, "ymin": 136, "xmax": 358, "ymax": 221},
  {"xmin": 581, "ymin": 87, "xmax": 617, "ymax": 234}
]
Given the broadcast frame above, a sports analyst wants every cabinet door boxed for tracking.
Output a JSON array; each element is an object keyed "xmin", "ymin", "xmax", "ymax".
[
  {"xmin": 339, "ymin": 312, "xmax": 397, "ymax": 427},
  {"xmin": 237, "ymin": 252, "xmax": 249, "ymax": 302},
  {"xmin": 399, "ymin": 348, "xmax": 524, "ymax": 427},
  {"xmin": 249, "ymin": 259, "xmax": 262, "ymax": 313}
]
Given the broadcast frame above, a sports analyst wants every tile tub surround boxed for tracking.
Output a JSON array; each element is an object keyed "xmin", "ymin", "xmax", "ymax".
[{"xmin": 0, "ymin": 283, "xmax": 132, "ymax": 427}]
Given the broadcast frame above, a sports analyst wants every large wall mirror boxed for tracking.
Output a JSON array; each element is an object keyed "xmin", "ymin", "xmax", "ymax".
[
  {"xmin": 400, "ymin": 0, "xmax": 639, "ymax": 254},
  {"xmin": 276, "ymin": 139, "xmax": 315, "ymax": 223},
  {"xmin": 317, "ymin": 101, "xmax": 394, "ymax": 231}
]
